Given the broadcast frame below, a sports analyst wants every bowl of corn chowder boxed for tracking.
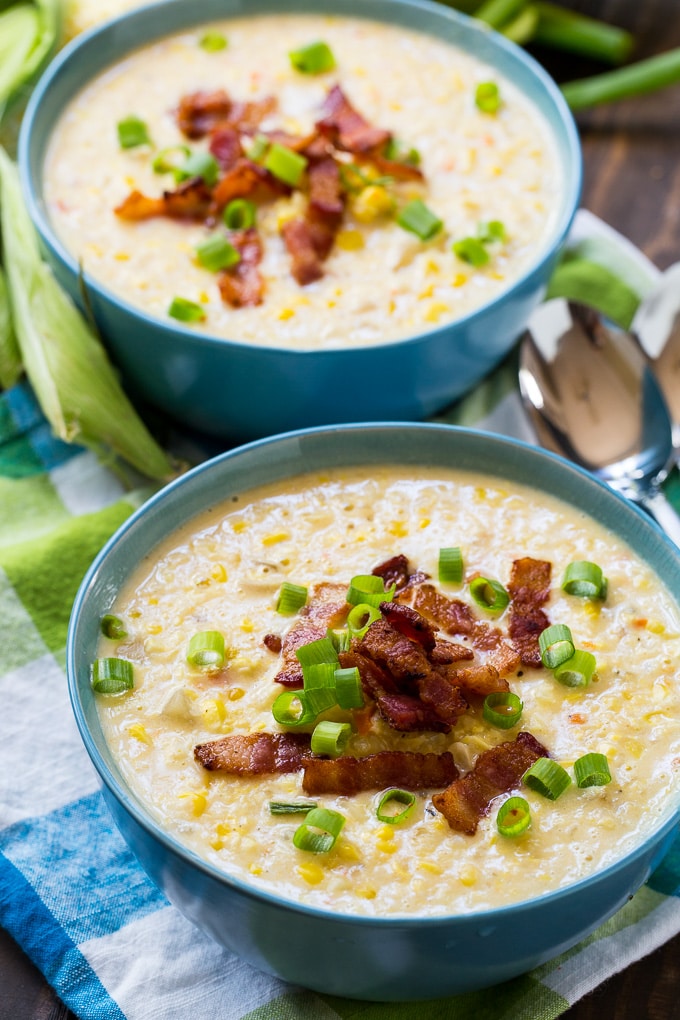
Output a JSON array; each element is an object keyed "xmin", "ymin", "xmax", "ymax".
[
  {"xmin": 21, "ymin": 0, "xmax": 580, "ymax": 441},
  {"xmin": 68, "ymin": 423, "xmax": 680, "ymax": 1000}
]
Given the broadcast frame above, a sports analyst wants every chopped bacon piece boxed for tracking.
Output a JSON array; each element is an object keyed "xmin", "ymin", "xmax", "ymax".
[
  {"xmin": 508, "ymin": 557, "xmax": 552, "ymax": 668},
  {"xmin": 217, "ymin": 227, "xmax": 265, "ymax": 307},
  {"xmin": 432, "ymin": 731, "xmax": 548, "ymax": 834},
  {"xmin": 443, "ymin": 663, "xmax": 509, "ymax": 698},
  {"xmin": 366, "ymin": 151, "xmax": 424, "ymax": 182},
  {"xmin": 485, "ymin": 640, "xmax": 521, "ymax": 678},
  {"xmin": 379, "ymin": 601, "xmax": 436, "ymax": 652},
  {"xmin": 209, "ymin": 126, "xmax": 243, "ymax": 170},
  {"xmin": 357, "ymin": 617, "xmax": 430, "ymax": 685},
  {"xmin": 303, "ymin": 750, "xmax": 458, "ymax": 796},
  {"xmin": 194, "ymin": 732, "xmax": 311, "ymax": 774},
  {"xmin": 263, "ymin": 633, "xmax": 282, "ymax": 654},
  {"xmin": 114, "ymin": 189, "xmax": 166, "ymax": 221},
  {"xmin": 178, "ymin": 89, "xmax": 232, "ymax": 138},
  {"xmin": 316, "ymin": 85, "xmax": 391, "ymax": 153},
  {"xmin": 227, "ymin": 95, "xmax": 277, "ymax": 133},
  {"xmin": 412, "ymin": 583, "xmax": 504, "ymax": 652},
  {"xmin": 308, "ymin": 157, "xmax": 344, "ymax": 217},
  {"xmin": 430, "ymin": 640, "xmax": 474, "ymax": 665},
  {"xmin": 339, "ymin": 650, "xmax": 450, "ymax": 732},
  {"xmin": 281, "ymin": 218, "xmax": 325, "ymax": 285},
  {"xmin": 372, "ymin": 553, "xmax": 429, "ymax": 593},
  {"xmin": 417, "ymin": 671, "xmax": 468, "ymax": 725},
  {"xmin": 211, "ymin": 158, "xmax": 271, "ymax": 211},
  {"xmin": 303, "ymin": 134, "xmax": 333, "ymax": 160},
  {"xmin": 115, "ymin": 179, "xmax": 213, "ymax": 223},
  {"xmin": 274, "ymin": 583, "xmax": 349, "ymax": 687},
  {"xmin": 264, "ymin": 128, "xmax": 316, "ymax": 152},
  {"xmin": 340, "ymin": 648, "xmax": 399, "ymax": 697}
]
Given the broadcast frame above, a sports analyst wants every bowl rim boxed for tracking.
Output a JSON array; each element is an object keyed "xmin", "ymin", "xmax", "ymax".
[
  {"xmin": 67, "ymin": 421, "xmax": 680, "ymax": 928},
  {"xmin": 19, "ymin": 0, "xmax": 582, "ymax": 359}
]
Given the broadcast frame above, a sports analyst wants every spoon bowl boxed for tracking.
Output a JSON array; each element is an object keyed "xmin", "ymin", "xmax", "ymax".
[
  {"xmin": 632, "ymin": 262, "xmax": 680, "ymax": 446},
  {"xmin": 519, "ymin": 297, "xmax": 680, "ymax": 544}
]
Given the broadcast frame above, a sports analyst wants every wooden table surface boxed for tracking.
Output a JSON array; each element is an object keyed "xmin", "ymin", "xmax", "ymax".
[{"xmin": 2, "ymin": 1, "xmax": 680, "ymax": 1017}]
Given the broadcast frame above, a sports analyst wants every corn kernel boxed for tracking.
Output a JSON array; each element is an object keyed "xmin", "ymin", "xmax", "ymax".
[
  {"xmin": 216, "ymin": 823, "xmax": 231, "ymax": 836},
  {"xmin": 452, "ymin": 273, "xmax": 468, "ymax": 288},
  {"xmin": 356, "ymin": 886, "xmax": 377, "ymax": 899},
  {"xmin": 128, "ymin": 723, "xmax": 151, "ymax": 745},
  {"xmin": 262, "ymin": 532, "xmax": 289, "ymax": 546},
  {"xmin": 419, "ymin": 283, "xmax": 435, "ymax": 300},
  {"xmin": 232, "ymin": 521, "xmax": 248, "ymax": 534},
  {"xmin": 240, "ymin": 618, "xmax": 254, "ymax": 633},
  {"xmin": 211, "ymin": 564, "xmax": 227, "ymax": 582},
  {"xmin": 201, "ymin": 698, "xmax": 227, "ymax": 729},
  {"xmin": 228, "ymin": 687, "xmax": 245, "ymax": 701},
  {"xmin": 419, "ymin": 517, "xmax": 431, "ymax": 529},
  {"xmin": 388, "ymin": 298, "xmax": 396, "ymax": 314},
  {"xmin": 179, "ymin": 791, "xmax": 207, "ymax": 817},
  {"xmin": 388, "ymin": 521, "xmax": 408, "ymax": 538},
  {"xmin": 418, "ymin": 861, "xmax": 442, "ymax": 876},
  {"xmin": 210, "ymin": 839, "xmax": 224, "ymax": 851},
  {"xmin": 351, "ymin": 185, "xmax": 396, "ymax": 223},
  {"xmin": 147, "ymin": 596, "xmax": 159, "ymax": 605},
  {"xmin": 377, "ymin": 840, "xmax": 398, "ymax": 855},
  {"xmin": 424, "ymin": 302, "xmax": 450, "ymax": 323},
  {"xmin": 114, "ymin": 252, "xmax": 130, "ymax": 261},
  {"xmin": 336, "ymin": 229, "xmax": 365, "ymax": 251},
  {"xmin": 426, "ymin": 259, "xmax": 440, "ymax": 274},
  {"xmin": 146, "ymin": 623, "xmax": 163, "ymax": 635},
  {"xmin": 297, "ymin": 862, "xmax": 325, "ymax": 885},
  {"xmin": 336, "ymin": 841, "xmax": 361, "ymax": 862},
  {"xmin": 647, "ymin": 620, "xmax": 666, "ymax": 634},
  {"xmin": 249, "ymin": 864, "xmax": 263, "ymax": 876},
  {"xmin": 278, "ymin": 308, "xmax": 295, "ymax": 320},
  {"xmin": 199, "ymin": 291, "xmax": 210, "ymax": 304},
  {"xmin": 459, "ymin": 865, "xmax": 478, "ymax": 886}
]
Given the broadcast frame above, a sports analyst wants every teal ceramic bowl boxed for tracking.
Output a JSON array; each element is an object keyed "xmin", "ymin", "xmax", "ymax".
[
  {"xmin": 20, "ymin": 0, "xmax": 581, "ymax": 442},
  {"xmin": 67, "ymin": 423, "xmax": 680, "ymax": 1001}
]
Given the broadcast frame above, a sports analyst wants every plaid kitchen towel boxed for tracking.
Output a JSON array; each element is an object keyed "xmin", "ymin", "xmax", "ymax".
[{"xmin": 1, "ymin": 210, "xmax": 680, "ymax": 1020}]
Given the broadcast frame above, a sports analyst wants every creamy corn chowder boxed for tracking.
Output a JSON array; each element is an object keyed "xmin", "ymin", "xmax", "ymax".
[
  {"xmin": 46, "ymin": 13, "xmax": 561, "ymax": 349},
  {"xmin": 94, "ymin": 467, "xmax": 680, "ymax": 918}
]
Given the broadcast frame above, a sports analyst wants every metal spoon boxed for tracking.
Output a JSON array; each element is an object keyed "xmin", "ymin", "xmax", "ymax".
[
  {"xmin": 519, "ymin": 297, "xmax": 680, "ymax": 545},
  {"xmin": 631, "ymin": 262, "xmax": 680, "ymax": 447}
]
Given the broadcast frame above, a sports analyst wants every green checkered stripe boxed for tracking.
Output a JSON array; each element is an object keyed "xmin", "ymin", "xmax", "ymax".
[{"xmin": 2, "ymin": 370, "xmax": 680, "ymax": 1020}]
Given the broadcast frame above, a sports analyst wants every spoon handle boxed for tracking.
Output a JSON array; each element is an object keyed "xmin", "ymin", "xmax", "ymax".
[{"xmin": 639, "ymin": 489, "xmax": 680, "ymax": 548}]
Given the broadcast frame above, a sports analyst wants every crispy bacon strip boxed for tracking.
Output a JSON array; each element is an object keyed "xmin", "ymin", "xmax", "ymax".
[
  {"xmin": 411, "ymin": 583, "xmax": 504, "ymax": 652},
  {"xmin": 365, "ymin": 151, "xmax": 424, "ymax": 181},
  {"xmin": 380, "ymin": 601, "xmax": 436, "ymax": 652},
  {"xmin": 195, "ymin": 732, "xmax": 311, "ymax": 774},
  {"xmin": 417, "ymin": 671, "xmax": 468, "ymax": 725},
  {"xmin": 209, "ymin": 126, "xmax": 243, "ymax": 170},
  {"xmin": 443, "ymin": 663, "xmax": 509, "ymax": 698},
  {"xmin": 178, "ymin": 89, "xmax": 233, "ymax": 138},
  {"xmin": 274, "ymin": 583, "xmax": 349, "ymax": 687},
  {"xmin": 308, "ymin": 157, "xmax": 344, "ymax": 217},
  {"xmin": 228, "ymin": 96, "xmax": 277, "ymax": 133},
  {"xmin": 114, "ymin": 178, "xmax": 213, "ymax": 223},
  {"xmin": 281, "ymin": 218, "xmax": 325, "ymax": 285},
  {"xmin": 211, "ymin": 158, "xmax": 272, "ymax": 211},
  {"xmin": 217, "ymin": 227, "xmax": 265, "ymax": 308},
  {"xmin": 303, "ymin": 750, "xmax": 458, "ymax": 796},
  {"xmin": 430, "ymin": 640, "xmax": 474, "ymax": 665},
  {"xmin": 339, "ymin": 650, "xmax": 450, "ymax": 731},
  {"xmin": 357, "ymin": 617, "xmax": 431, "ymax": 685},
  {"xmin": 316, "ymin": 85, "xmax": 391, "ymax": 153},
  {"xmin": 432, "ymin": 731, "xmax": 548, "ymax": 834},
  {"xmin": 508, "ymin": 557, "xmax": 552, "ymax": 668},
  {"xmin": 372, "ymin": 553, "xmax": 429, "ymax": 593}
]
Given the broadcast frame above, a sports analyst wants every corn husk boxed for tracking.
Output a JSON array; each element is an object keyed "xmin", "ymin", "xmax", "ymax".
[
  {"xmin": 0, "ymin": 1, "xmax": 61, "ymax": 120},
  {"xmin": 0, "ymin": 145, "xmax": 176, "ymax": 482},
  {"xmin": 0, "ymin": 263, "xmax": 20, "ymax": 387}
]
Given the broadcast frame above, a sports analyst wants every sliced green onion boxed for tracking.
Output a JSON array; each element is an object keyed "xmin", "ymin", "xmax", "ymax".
[
  {"xmin": 554, "ymin": 649, "xmax": 597, "ymax": 689},
  {"xmin": 538, "ymin": 623, "xmax": 575, "ymax": 669},
  {"xmin": 383, "ymin": 138, "xmax": 421, "ymax": 166},
  {"xmin": 469, "ymin": 576, "xmax": 509, "ymax": 613},
  {"xmin": 496, "ymin": 796, "xmax": 531, "ymax": 837},
  {"xmin": 346, "ymin": 574, "xmax": 395, "ymax": 608},
  {"xmin": 396, "ymin": 199, "xmax": 443, "ymax": 241},
  {"xmin": 168, "ymin": 296, "xmax": 206, "ymax": 323},
  {"xmin": 276, "ymin": 581, "xmax": 308, "ymax": 615},
  {"xmin": 246, "ymin": 133, "xmax": 270, "ymax": 163},
  {"xmin": 269, "ymin": 800, "xmax": 317, "ymax": 815},
  {"xmin": 523, "ymin": 757, "xmax": 571, "ymax": 800},
  {"xmin": 289, "ymin": 40, "xmax": 336, "ymax": 74},
  {"xmin": 330, "ymin": 629, "xmax": 352, "ymax": 654},
  {"xmin": 100, "ymin": 614, "xmax": 127, "ymax": 640},
  {"xmin": 483, "ymin": 691, "xmax": 523, "ymax": 729},
  {"xmin": 453, "ymin": 237, "xmax": 490, "ymax": 267},
  {"xmin": 376, "ymin": 788, "xmax": 417, "ymax": 825},
  {"xmin": 200, "ymin": 31, "xmax": 228, "ymax": 52},
  {"xmin": 293, "ymin": 807, "xmax": 345, "ymax": 853},
  {"xmin": 334, "ymin": 666, "xmax": 364, "ymax": 709},
  {"xmin": 271, "ymin": 689, "xmax": 316, "ymax": 727},
  {"xmin": 439, "ymin": 546, "xmax": 463, "ymax": 584},
  {"xmin": 223, "ymin": 198, "xmax": 256, "ymax": 231},
  {"xmin": 152, "ymin": 145, "xmax": 191, "ymax": 175},
  {"xmin": 562, "ymin": 561, "xmax": 607, "ymax": 599},
  {"xmin": 91, "ymin": 657, "xmax": 134, "ymax": 695},
  {"xmin": 195, "ymin": 235, "xmax": 241, "ymax": 272},
  {"xmin": 347, "ymin": 603, "xmax": 382, "ymax": 639},
  {"xmin": 311, "ymin": 720, "xmax": 352, "ymax": 757},
  {"xmin": 187, "ymin": 630, "xmax": 225, "ymax": 668},
  {"xmin": 263, "ymin": 143, "xmax": 308, "ymax": 187},
  {"xmin": 477, "ymin": 220, "xmax": 506, "ymax": 244},
  {"xmin": 303, "ymin": 661, "xmax": 337, "ymax": 690},
  {"xmin": 475, "ymin": 81, "xmax": 502, "ymax": 115},
  {"xmin": 574, "ymin": 752, "xmax": 612, "ymax": 788},
  {"xmin": 304, "ymin": 686, "xmax": 337, "ymax": 714},
  {"xmin": 176, "ymin": 151, "xmax": 220, "ymax": 187},
  {"xmin": 295, "ymin": 635, "xmax": 338, "ymax": 669},
  {"xmin": 117, "ymin": 115, "xmax": 151, "ymax": 149}
]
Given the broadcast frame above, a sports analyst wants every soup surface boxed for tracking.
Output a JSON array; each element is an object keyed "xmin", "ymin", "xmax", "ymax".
[
  {"xmin": 46, "ymin": 12, "xmax": 561, "ymax": 349},
  {"xmin": 95, "ymin": 466, "xmax": 680, "ymax": 917}
]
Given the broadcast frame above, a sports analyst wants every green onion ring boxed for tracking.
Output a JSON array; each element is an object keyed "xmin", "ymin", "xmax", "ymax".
[
  {"xmin": 469, "ymin": 576, "xmax": 510, "ymax": 612},
  {"xmin": 562, "ymin": 560, "xmax": 608, "ymax": 599},
  {"xmin": 293, "ymin": 807, "xmax": 345, "ymax": 853},
  {"xmin": 91, "ymin": 657, "xmax": 134, "ymax": 695},
  {"xmin": 376, "ymin": 788, "xmax": 417, "ymax": 825},
  {"xmin": 539, "ymin": 623, "xmax": 575, "ymax": 669},
  {"xmin": 347, "ymin": 603, "xmax": 382, "ymax": 639},
  {"xmin": 554, "ymin": 649, "xmax": 597, "ymax": 688},
  {"xmin": 483, "ymin": 691, "xmax": 523, "ymax": 729},
  {"xmin": 310, "ymin": 720, "xmax": 352, "ymax": 757},
  {"xmin": 276, "ymin": 581, "xmax": 308, "ymax": 615},
  {"xmin": 523, "ymin": 757, "xmax": 571, "ymax": 800},
  {"xmin": 271, "ymin": 689, "xmax": 317, "ymax": 727},
  {"xmin": 496, "ymin": 796, "xmax": 531, "ymax": 837},
  {"xmin": 187, "ymin": 630, "xmax": 225, "ymax": 668},
  {"xmin": 100, "ymin": 614, "xmax": 127, "ymax": 640},
  {"xmin": 438, "ymin": 546, "xmax": 464, "ymax": 584},
  {"xmin": 574, "ymin": 752, "xmax": 612, "ymax": 788}
]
